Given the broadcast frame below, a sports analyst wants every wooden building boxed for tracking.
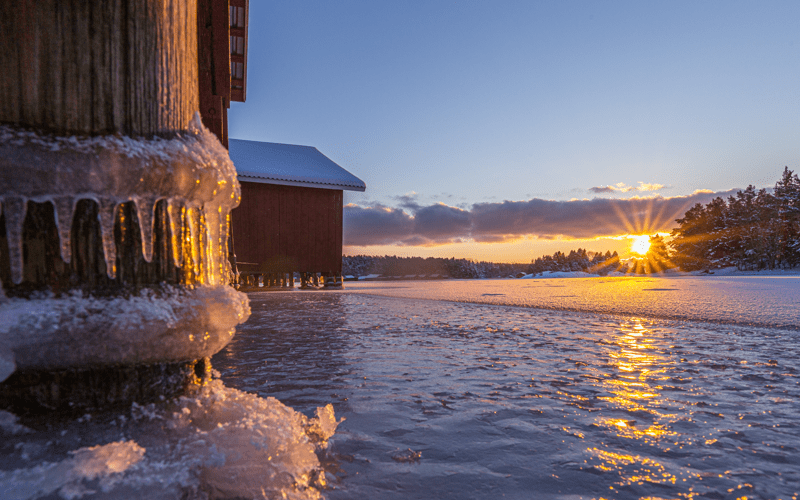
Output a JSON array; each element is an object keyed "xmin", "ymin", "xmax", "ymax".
[
  {"xmin": 195, "ymin": 0, "xmax": 367, "ymax": 288},
  {"xmin": 198, "ymin": 0, "xmax": 249, "ymax": 147},
  {"xmin": 228, "ymin": 139, "xmax": 366, "ymax": 287}
]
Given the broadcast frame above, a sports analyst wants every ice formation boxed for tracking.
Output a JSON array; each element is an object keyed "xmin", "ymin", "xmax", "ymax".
[
  {"xmin": 0, "ymin": 113, "xmax": 239, "ymax": 284},
  {"xmin": 0, "ymin": 112, "xmax": 253, "ymax": 377},
  {"xmin": 0, "ymin": 285, "xmax": 250, "ymax": 379},
  {"xmin": 0, "ymin": 380, "xmax": 341, "ymax": 500}
]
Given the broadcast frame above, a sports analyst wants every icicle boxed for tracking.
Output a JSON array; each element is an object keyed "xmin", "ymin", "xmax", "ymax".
[
  {"xmin": 220, "ymin": 207, "xmax": 231, "ymax": 284},
  {"xmin": 3, "ymin": 197, "xmax": 27, "ymax": 284},
  {"xmin": 53, "ymin": 196, "xmax": 75, "ymax": 264},
  {"xmin": 204, "ymin": 204, "xmax": 222, "ymax": 286},
  {"xmin": 98, "ymin": 198, "xmax": 119, "ymax": 279},
  {"xmin": 199, "ymin": 207, "xmax": 213, "ymax": 285},
  {"xmin": 133, "ymin": 196, "xmax": 158, "ymax": 263},
  {"xmin": 186, "ymin": 205, "xmax": 202, "ymax": 282},
  {"xmin": 166, "ymin": 198, "xmax": 183, "ymax": 267}
]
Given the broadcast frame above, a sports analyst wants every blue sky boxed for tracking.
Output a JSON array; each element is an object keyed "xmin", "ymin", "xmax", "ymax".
[{"xmin": 229, "ymin": 1, "xmax": 800, "ymax": 262}]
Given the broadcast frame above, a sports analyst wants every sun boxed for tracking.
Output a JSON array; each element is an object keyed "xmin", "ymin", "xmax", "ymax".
[{"xmin": 631, "ymin": 235, "xmax": 651, "ymax": 256}]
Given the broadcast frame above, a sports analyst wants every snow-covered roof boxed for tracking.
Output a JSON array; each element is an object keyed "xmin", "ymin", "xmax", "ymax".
[{"xmin": 228, "ymin": 139, "xmax": 366, "ymax": 192}]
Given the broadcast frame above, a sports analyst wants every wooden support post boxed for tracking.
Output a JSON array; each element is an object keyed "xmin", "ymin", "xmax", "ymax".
[
  {"xmin": 0, "ymin": 0, "xmax": 198, "ymax": 137},
  {"xmin": 0, "ymin": 0, "xmax": 245, "ymax": 413}
]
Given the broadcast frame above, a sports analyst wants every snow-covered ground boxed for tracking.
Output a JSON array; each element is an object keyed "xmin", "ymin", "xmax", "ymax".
[
  {"xmin": 700, "ymin": 266, "xmax": 800, "ymax": 276},
  {"xmin": 345, "ymin": 275, "xmax": 800, "ymax": 330},
  {"xmin": 521, "ymin": 266, "xmax": 800, "ymax": 279}
]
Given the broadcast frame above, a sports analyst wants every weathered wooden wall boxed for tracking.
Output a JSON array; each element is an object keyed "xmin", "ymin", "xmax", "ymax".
[
  {"xmin": 197, "ymin": 0, "xmax": 230, "ymax": 147},
  {"xmin": 0, "ymin": 0, "xmax": 197, "ymax": 137},
  {"xmin": 231, "ymin": 182, "xmax": 343, "ymax": 276}
]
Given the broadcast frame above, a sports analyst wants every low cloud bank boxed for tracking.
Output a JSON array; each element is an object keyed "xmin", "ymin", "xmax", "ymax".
[{"xmin": 343, "ymin": 190, "xmax": 738, "ymax": 247}]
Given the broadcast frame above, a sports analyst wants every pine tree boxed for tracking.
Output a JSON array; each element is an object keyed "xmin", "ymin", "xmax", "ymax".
[
  {"xmin": 669, "ymin": 168, "xmax": 800, "ymax": 271},
  {"xmin": 646, "ymin": 235, "xmax": 672, "ymax": 272}
]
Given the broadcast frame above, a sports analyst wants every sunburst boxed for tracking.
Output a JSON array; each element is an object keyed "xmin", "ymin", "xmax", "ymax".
[{"xmin": 631, "ymin": 235, "xmax": 651, "ymax": 255}]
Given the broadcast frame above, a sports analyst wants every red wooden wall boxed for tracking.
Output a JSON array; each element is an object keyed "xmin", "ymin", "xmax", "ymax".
[
  {"xmin": 198, "ymin": 0, "xmax": 231, "ymax": 148},
  {"xmin": 231, "ymin": 182, "xmax": 343, "ymax": 276}
]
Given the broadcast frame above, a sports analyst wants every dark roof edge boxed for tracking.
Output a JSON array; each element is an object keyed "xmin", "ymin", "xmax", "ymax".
[{"xmin": 238, "ymin": 174, "xmax": 366, "ymax": 192}]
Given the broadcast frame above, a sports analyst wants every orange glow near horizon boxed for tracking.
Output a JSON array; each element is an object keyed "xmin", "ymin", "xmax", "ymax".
[
  {"xmin": 345, "ymin": 232, "xmax": 674, "ymax": 263},
  {"xmin": 344, "ymin": 235, "xmax": 635, "ymax": 264}
]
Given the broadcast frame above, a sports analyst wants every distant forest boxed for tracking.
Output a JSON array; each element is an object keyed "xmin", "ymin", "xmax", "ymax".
[
  {"xmin": 343, "ymin": 168, "xmax": 800, "ymax": 277},
  {"xmin": 342, "ymin": 254, "xmax": 530, "ymax": 279},
  {"xmin": 343, "ymin": 247, "xmax": 654, "ymax": 279}
]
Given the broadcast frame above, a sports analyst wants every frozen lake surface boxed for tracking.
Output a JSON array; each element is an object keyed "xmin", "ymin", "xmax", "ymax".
[
  {"xmin": 345, "ymin": 276, "xmax": 800, "ymax": 330},
  {"xmin": 214, "ymin": 277, "xmax": 800, "ymax": 499},
  {"xmin": 2, "ymin": 277, "xmax": 799, "ymax": 499}
]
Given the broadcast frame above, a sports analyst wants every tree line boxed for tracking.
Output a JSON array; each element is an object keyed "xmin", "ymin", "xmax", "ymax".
[
  {"xmin": 669, "ymin": 167, "xmax": 800, "ymax": 271},
  {"xmin": 342, "ymin": 255, "xmax": 531, "ymax": 279},
  {"xmin": 342, "ymin": 248, "xmax": 640, "ymax": 279}
]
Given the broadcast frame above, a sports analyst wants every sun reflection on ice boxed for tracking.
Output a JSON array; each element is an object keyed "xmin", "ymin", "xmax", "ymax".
[{"xmin": 586, "ymin": 318, "xmax": 690, "ymax": 487}]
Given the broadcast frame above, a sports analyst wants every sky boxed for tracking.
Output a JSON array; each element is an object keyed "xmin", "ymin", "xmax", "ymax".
[{"xmin": 228, "ymin": 0, "xmax": 800, "ymax": 263}]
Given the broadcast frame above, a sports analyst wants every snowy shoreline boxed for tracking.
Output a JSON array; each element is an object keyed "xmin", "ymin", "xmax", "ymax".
[
  {"xmin": 518, "ymin": 266, "xmax": 800, "ymax": 279},
  {"xmin": 348, "ymin": 267, "xmax": 800, "ymax": 282}
]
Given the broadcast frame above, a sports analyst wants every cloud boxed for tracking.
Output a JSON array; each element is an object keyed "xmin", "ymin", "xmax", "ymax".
[
  {"xmin": 588, "ymin": 181, "xmax": 665, "ymax": 194},
  {"xmin": 470, "ymin": 190, "xmax": 737, "ymax": 241},
  {"xmin": 412, "ymin": 203, "xmax": 471, "ymax": 243},
  {"xmin": 588, "ymin": 186, "xmax": 615, "ymax": 194},
  {"xmin": 343, "ymin": 202, "xmax": 470, "ymax": 246},
  {"xmin": 392, "ymin": 192, "xmax": 421, "ymax": 211},
  {"xmin": 343, "ymin": 189, "xmax": 739, "ymax": 247},
  {"xmin": 342, "ymin": 204, "xmax": 414, "ymax": 246}
]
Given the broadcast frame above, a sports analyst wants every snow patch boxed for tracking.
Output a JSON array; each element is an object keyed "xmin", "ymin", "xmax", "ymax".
[{"xmin": 0, "ymin": 410, "xmax": 30, "ymax": 435}]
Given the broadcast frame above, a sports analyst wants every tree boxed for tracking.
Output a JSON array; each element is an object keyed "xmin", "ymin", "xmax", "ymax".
[
  {"xmin": 669, "ymin": 168, "xmax": 800, "ymax": 271},
  {"xmin": 646, "ymin": 235, "xmax": 672, "ymax": 272}
]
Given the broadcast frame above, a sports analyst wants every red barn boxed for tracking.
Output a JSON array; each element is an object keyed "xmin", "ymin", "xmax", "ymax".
[
  {"xmin": 228, "ymin": 139, "xmax": 366, "ymax": 287},
  {"xmin": 198, "ymin": 0, "xmax": 249, "ymax": 146}
]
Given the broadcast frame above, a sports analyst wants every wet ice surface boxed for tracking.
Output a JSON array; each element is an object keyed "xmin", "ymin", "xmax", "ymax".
[{"xmin": 213, "ymin": 280, "xmax": 800, "ymax": 499}]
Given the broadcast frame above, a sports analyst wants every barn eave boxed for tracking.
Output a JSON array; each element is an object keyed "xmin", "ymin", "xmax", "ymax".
[{"xmin": 237, "ymin": 174, "xmax": 366, "ymax": 191}]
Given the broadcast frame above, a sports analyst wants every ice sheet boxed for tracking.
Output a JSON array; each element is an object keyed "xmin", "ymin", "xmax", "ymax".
[{"xmin": 344, "ymin": 276, "xmax": 800, "ymax": 330}]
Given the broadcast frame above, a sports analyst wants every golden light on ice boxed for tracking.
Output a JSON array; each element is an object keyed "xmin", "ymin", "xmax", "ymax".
[{"xmin": 631, "ymin": 235, "xmax": 651, "ymax": 255}]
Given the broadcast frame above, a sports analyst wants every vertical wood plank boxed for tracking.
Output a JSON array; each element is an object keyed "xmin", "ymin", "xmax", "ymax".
[
  {"xmin": 334, "ymin": 190, "xmax": 343, "ymax": 274},
  {"xmin": 296, "ymin": 186, "xmax": 308, "ymax": 272},
  {"xmin": 1, "ymin": 0, "xmax": 198, "ymax": 136},
  {"xmin": 229, "ymin": 182, "xmax": 347, "ymax": 278}
]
